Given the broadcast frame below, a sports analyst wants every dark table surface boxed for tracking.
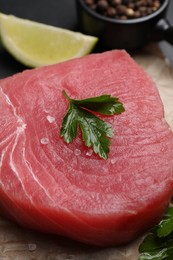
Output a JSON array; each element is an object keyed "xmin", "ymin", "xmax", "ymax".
[{"xmin": 0, "ymin": 0, "xmax": 173, "ymax": 79}]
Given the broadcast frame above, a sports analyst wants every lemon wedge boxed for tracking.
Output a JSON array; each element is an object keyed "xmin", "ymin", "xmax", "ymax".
[{"xmin": 0, "ymin": 13, "xmax": 98, "ymax": 67}]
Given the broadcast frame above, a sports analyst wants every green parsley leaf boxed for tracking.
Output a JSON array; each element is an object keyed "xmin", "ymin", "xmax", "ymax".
[
  {"xmin": 157, "ymin": 206, "xmax": 173, "ymax": 237},
  {"xmin": 138, "ymin": 202, "xmax": 173, "ymax": 260},
  {"xmin": 139, "ymin": 231, "xmax": 173, "ymax": 260},
  {"xmin": 60, "ymin": 90, "xmax": 125, "ymax": 159},
  {"xmin": 66, "ymin": 92, "xmax": 125, "ymax": 115}
]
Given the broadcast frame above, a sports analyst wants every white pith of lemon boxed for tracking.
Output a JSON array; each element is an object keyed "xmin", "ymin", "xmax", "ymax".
[{"xmin": 0, "ymin": 13, "xmax": 98, "ymax": 67}]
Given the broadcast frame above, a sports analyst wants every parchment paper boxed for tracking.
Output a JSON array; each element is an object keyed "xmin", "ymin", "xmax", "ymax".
[{"xmin": 1, "ymin": 48, "xmax": 173, "ymax": 260}]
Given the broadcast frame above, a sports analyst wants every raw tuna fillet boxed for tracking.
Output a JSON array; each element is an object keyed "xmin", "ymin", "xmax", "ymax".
[{"xmin": 0, "ymin": 50, "xmax": 173, "ymax": 246}]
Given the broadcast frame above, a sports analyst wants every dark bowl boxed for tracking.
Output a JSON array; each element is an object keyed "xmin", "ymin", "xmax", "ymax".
[{"xmin": 76, "ymin": 0, "xmax": 172, "ymax": 50}]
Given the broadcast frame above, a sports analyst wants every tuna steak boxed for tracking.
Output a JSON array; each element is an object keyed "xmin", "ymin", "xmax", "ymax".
[{"xmin": 0, "ymin": 50, "xmax": 173, "ymax": 246}]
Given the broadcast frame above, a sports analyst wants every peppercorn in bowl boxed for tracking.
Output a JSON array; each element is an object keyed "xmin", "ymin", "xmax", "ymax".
[
  {"xmin": 85, "ymin": 0, "xmax": 161, "ymax": 20},
  {"xmin": 75, "ymin": 0, "xmax": 171, "ymax": 50}
]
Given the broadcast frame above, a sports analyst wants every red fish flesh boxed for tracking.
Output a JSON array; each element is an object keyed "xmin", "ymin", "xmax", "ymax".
[{"xmin": 0, "ymin": 50, "xmax": 173, "ymax": 246}]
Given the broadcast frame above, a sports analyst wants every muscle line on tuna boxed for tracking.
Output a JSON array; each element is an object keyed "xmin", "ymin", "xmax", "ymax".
[
  {"xmin": 0, "ymin": 88, "xmax": 56, "ymax": 203},
  {"xmin": 10, "ymin": 131, "xmax": 56, "ymax": 204},
  {"xmin": 0, "ymin": 87, "xmax": 27, "ymax": 128}
]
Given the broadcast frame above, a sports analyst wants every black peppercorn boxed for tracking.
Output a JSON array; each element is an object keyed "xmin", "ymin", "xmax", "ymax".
[
  {"xmin": 97, "ymin": 0, "xmax": 109, "ymax": 12},
  {"xmin": 85, "ymin": 0, "xmax": 95, "ymax": 6},
  {"xmin": 107, "ymin": 7, "xmax": 117, "ymax": 17},
  {"xmin": 83, "ymin": 0, "xmax": 161, "ymax": 20}
]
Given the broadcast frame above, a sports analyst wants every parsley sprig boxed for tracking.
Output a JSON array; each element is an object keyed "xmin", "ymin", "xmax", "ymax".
[
  {"xmin": 60, "ymin": 90, "xmax": 125, "ymax": 160},
  {"xmin": 139, "ymin": 201, "xmax": 173, "ymax": 260}
]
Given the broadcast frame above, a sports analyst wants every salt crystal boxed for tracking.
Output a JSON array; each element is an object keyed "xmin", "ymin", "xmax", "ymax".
[
  {"xmin": 46, "ymin": 115, "xmax": 55, "ymax": 123},
  {"xmin": 86, "ymin": 149, "xmax": 93, "ymax": 157},
  {"xmin": 74, "ymin": 149, "xmax": 81, "ymax": 156},
  {"xmin": 111, "ymin": 158, "xmax": 117, "ymax": 165},
  {"xmin": 40, "ymin": 138, "xmax": 49, "ymax": 145}
]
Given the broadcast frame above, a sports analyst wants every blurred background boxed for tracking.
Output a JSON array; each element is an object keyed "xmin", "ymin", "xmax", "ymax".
[{"xmin": 0, "ymin": 0, "xmax": 173, "ymax": 78}]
